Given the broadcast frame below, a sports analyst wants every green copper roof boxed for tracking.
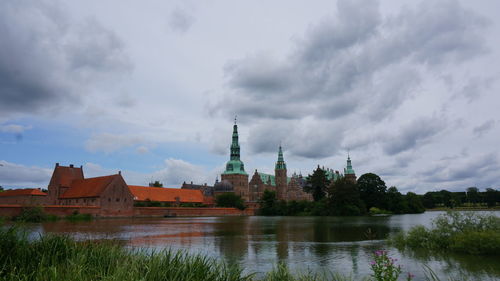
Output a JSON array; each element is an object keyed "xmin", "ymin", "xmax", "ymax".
[
  {"xmin": 275, "ymin": 145, "xmax": 287, "ymax": 170},
  {"xmin": 345, "ymin": 155, "xmax": 355, "ymax": 175},
  {"xmin": 258, "ymin": 172, "xmax": 291, "ymax": 186},
  {"xmin": 223, "ymin": 121, "xmax": 247, "ymax": 175},
  {"xmin": 325, "ymin": 169, "xmax": 342, "ymax": 181},
  {"xmin": 223, "ymin": 159, "xmax": 248, "ymax": 175}
]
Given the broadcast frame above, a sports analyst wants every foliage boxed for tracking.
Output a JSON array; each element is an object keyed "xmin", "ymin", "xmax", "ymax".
[
  {"xmin": 390, "ymin": 211, "xmax": 500, "ymax": 255},
  {"xmin": 405, "ymin": 192, "xmax": 425, "ymax": 213},
  {"xmin": 357, "ymin": 173, "xmax": 387, "ymax": 211},
  {"xmin": 65, "ymin": 211, "xmax": 92, "ymax": 222},
  {"xmin": 0, "ymin": 227, "xmax": 252, "ymax": 281},
  {"xmin": 307, "ymin": 166, "xmax": 329, "ymax": 202},
  {"xmin": 216, "ymin": 193, "xmax": 245, "ymax": 210},
  {"xmin": 369, "ymin": 250, "xmax": 407, "ymax": 281},
  {"xmin": 134, "ymin": 200, "xmax": 171, "ymax": 207},
  {"xmin": 179, "ymin": 202, "xmax": 206, "ymax": 207},
  {"xmin": 466, "ymin": 187, "xmax": 479, "ymax": 206},
  {"xmin": 150, "ymin": 181, "xmax": 163, "ymax": 187},
  {"xmin": 485, "ymin": 188, "xmax": 499, "ymax": 208},
  {"xmin": 369, "ymin": 207, "xmax": 392, "ymax": 215},
  {"xmin": 327, "ymin": 178, "xmax": 365, "ymax": 216},
  {"xmin": 13, "ymin": 206, "xmax": 58, "ymax": 222}
]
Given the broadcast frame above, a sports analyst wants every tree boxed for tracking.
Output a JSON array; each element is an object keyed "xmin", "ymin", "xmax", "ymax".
[
  {"xmin": 422, "ymin": 192, "xmax": 435, "ymax": 209},
  {"xmin": 386, "ymin": 186, "xmax": 405, "ymax": 214},
  {"xmin": 327, "ymin": 177, "xmax": 365, "ymax": 216},
  {"xmin": 466, "ymin": 187, "xmax": 479, "ymax": 206},
  {"xmin": 405, "ymin": 192, "xmax": 425, "ymax": 213},
  {"xmin": 357, "ymin": 173, "xmax": 387, "ymax": 210},
  {"xmin": 307, "ymin": 166, "xmax": 329, "ymax": 202},
  {"xmin": 0, "ymin": 186, "xmax": 3, "ymax": 192},
  {"xmin": 259, "ymin": 190, "xmax": 278, "ymax": 215},
  {"xmin": 150, "ymin": 181, "xmax": 163, "ymax": 187},
  {"xmin": 484, "ymin": 188, "xmax": 498, "ymax": 208},
  {"xmin": 215, "ymin": 193, "xmax": 245, "ymax": 210},
  {"xmin": 439, "ymin": 190, "xmax": 453, "ymax": 208}
]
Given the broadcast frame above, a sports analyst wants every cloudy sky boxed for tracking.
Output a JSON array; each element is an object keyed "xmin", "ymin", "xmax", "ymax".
[{"xmin": 1, "ymin": 0, "xmax": 499, "ymax": 193}]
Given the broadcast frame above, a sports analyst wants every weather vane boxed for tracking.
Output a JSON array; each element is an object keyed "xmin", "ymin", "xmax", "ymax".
[{"xmin": 234, "ymin": 115, "xmax": 237, "ymax": 125}]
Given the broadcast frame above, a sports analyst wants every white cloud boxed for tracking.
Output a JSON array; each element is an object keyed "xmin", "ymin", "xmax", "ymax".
[
  {"xmin": 0, "ymin": 160, "xmax": 52, "ymax": 188},
  {"xmin": 85, "ymin": 133, "xmax": 144, "ymax": 153},
  {"xmin": 0, "ymin": 124, "xmax": 32, "ymax": 134}
]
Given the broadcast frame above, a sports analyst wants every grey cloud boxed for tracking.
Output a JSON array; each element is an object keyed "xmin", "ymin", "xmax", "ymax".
[
  {"xmin": 168, "ymin": 8, "xmax": 194, "ymax": 33},
  {"xmin": 473, "ymin": 119, "xmax": 496, "ymax": 137},
  {"xmin": 0, "ymin": 1, "xmax": 131, "ymax": 118},
  {"xmin": 420, "ymin": 154, "xmax": 500, "ymax": 189},
  {"xmin": 85, "ymin": 133, "xmax": 144, "ymax": 153},
  {"xmin": 0, "ymin": 160, "xmax": 52, "ymax": 188},
  {"xmin": 207, "ymin": 0, "xmax": 489, "ymax": 160},
  {"xmin": 383, "ymin": 117, "xmax": 446, "ymax": 155}
]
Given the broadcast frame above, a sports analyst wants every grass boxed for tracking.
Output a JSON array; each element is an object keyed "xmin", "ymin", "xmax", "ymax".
[
  {"xmin": 390, "ymin": 211, "xmax": 500, "ymax": 255},
  {"xmin": 65, "ymin": 212, "xmax": 93, "ymax": 222},
  {"xmin": 1, "ymin": 225, "xmax": 494, "ymax": 281}
]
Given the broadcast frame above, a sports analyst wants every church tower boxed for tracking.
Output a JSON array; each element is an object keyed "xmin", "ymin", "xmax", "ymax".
[
  {"xmin": 221, "ymin": 118, "xmax": 249, "ymax": 201},
  {"xmin": 344, "ymin": 154, "xmax": 357, "ymax": 183},
  {"xmin": 275, "ymin": 145, "xmax": 287, "ymax": 200}
]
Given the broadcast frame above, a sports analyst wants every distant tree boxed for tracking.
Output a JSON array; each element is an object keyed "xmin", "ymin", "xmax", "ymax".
[
  {"xmin": 150, "ymin": 181, "xmax": 163, "ymax": 187},
  {"xmin": 422, "ymin": 192, "xmax": 436, "ymax": 209},
  {"xmin": 327, "ymin": 177, "xmax": 365, "ymax": 215},
  {"xmin": 357, "ymin": 173, "xmax": 387, "ymax": 210},
  {"xmin": 386, "ymin": 186, "xmax": 406, "ymax": 214},
  {"xmin": 216, "ymin": 193, "xmax": 245, "ymax": 210},
  {"xmin": 259, "ymin": 190, "xmax": 278, "ymax": 215},
  {"xmin": 466, "ymin": 187, "xmax": 480, "ymax": 206},
  {"xmin": 439, "ymin": 190, "xmax": 453, "ymax": 208},
  {"xmin": 405, "ymin": 192, "xmax": 425, "ymax": 213},
  {"xmin": 0, "ymin": 186, "xmax": 3, "ymax": 192},
  {"xmin": 307, "ymin": 166, "xmax": 329, "ymax": 202},
  {"xmin": 484, "ymin": 188, "xmax": 498, "ymax": 208}
]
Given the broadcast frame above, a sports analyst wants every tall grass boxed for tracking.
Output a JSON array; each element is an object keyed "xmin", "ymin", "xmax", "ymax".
[
  {"xmin": 0, "ymin": 227, "xmax": 251, "ymax": 281},
  {"xmin": 390, "ymin": 211, "xmax": 500, "ymax": 255}
]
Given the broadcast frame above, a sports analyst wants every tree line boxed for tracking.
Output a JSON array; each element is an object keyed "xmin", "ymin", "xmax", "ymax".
[{"xmin": 259, "ymin": 166, "xmax": 499, "ymax": 216}]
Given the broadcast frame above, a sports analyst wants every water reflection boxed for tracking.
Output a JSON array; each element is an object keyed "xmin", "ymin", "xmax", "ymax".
[{"xmin": 16, "ymin": 212, "xmax": 497, "ymax": 280}]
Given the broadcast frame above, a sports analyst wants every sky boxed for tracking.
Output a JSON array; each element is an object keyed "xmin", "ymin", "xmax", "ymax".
[{"xmin": 1, "ymin": 0, "xmax": 499, "ymax": 193}]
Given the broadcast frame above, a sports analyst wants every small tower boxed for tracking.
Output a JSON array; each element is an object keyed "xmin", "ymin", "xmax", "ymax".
[
  {"xmin": 344, "ymin": 153, "xmax": 357, "ymax": 183},
  {"xmin": 275, "ymin": 145, "xmax": 288, "ymax": 200},
  {"xmin": 221, "ymin": 117, "xmax": 249, "ymax": 201}
]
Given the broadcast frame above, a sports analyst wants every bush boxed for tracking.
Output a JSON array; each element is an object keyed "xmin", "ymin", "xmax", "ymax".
[
  {"xmin": 389, "ymin": 211, "xmax": 500, "ymax": 255},
  {"xmin": 216, "ymin": 193, "xmax": 245, "ymax": 210},
  {"xmin": 14, "ymin": 206, "xmax": 48, "ymax": 222},
  {"xmin": 65, "ymin": 211, "xmax": 93, "ymax": 222},
  {"xmin": 369, "ymin": 207, "xmax": 392, "ymax": 215}
]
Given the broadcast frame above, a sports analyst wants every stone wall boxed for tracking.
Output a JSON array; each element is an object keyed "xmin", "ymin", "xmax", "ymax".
[{"xmin": 0, "ymin": 205, "xmax": 255, "ymax": 218}]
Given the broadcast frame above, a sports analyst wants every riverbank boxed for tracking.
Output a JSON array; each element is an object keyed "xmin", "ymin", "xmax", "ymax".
[{"xmin": 426, "ymin": 207, "xmax": 500, "ymax": 211}]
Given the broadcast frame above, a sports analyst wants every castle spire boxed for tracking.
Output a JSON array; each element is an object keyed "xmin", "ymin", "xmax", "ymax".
[
  {"xmin": 223, "ymin": 118, "xmax": 247, "ymax": 175},
  {"xmin": 275, "ymin": 145, "xmax": 287, "ymax": 170}
]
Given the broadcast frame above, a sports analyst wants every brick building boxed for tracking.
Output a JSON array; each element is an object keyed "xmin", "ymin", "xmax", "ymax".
[{"xmin": 0, "ymin": 188, "xmax": 47, "ymax": 205}]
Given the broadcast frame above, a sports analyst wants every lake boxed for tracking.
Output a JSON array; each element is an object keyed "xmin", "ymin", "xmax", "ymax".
[{"xmin": 13, "ymin": 211, "xmax": 500, "ymax": 280}]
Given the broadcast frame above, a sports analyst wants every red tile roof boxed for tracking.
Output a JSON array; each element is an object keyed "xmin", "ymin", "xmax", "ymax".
[
  {"xmin": 0, "ymin": 188, "xmax": 47, "ymax": 197},
  {"xmin": 128, "ymin": 186, "xmax": 204, "ymax": 203},
  {"xmin": 60, "ymin": 175, "xmax": 117, "ymax": 198}
]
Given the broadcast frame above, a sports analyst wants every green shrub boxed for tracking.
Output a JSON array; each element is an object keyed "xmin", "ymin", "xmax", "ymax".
[
  {"xmin": 65, "ymin": 212, "xmax": 93, "ymax": 222},
  {"xmin": 450, "ymin": 230, "xmax": 500, "ymax": 255},
  {"xmin": 369, "ymin": 207, "xmax": 392, "ymax": 215},
  {"xmin": 389, "ymin": 211, "xmax": 500, "ymax": 255},
  {"xmin": 216, "ymin": 193, "xmax": 245, "ymax": 210},
  {"xmin": 13, "ymin": 206, "xmax": 48, "ymax": 222}
]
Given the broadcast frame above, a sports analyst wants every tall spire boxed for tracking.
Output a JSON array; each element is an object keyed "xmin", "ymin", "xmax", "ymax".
[
  {"xmin": 230, "ymin": 118, "xmax": 240, "ymax": 161},
  {"xmin": 275, "ymin": 145, "xmax": 287, "ymax": 170},
  {"xmin": 223, "ymin": 117, "xmax": 247, "ymax": 175},
  {"xmin": 345, "ymin": 153, "xmax": 355, "ymax": 175}
]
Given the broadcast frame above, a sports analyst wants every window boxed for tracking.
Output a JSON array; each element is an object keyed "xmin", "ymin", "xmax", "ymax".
[
  {"xmin": 116, "ymin": 198, "xmax": 120, "ymax": 202},
  {"xmin": 108, "ymin": 198, "xmax": 111, "ymax": 202}
]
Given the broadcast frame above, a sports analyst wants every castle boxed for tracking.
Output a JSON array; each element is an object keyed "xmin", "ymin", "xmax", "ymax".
[{"xmin": 210, "ymin": 121, "xmax": 356, "ymax": 202}]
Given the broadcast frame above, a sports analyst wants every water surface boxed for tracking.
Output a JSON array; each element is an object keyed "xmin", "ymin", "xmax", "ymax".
[{"xmin": 16, "ymin": 212, "xmax": 500, "ymax": 280}]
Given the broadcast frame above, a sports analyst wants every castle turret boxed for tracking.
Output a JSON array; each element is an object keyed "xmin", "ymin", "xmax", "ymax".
[
  {"xmin": 344, "ymin": 154, "xmax": 357, "ymax": 183},
  {"xmin": 275, "ymin": 145, "xmax": 287, "ymax": 200},
  {"xmin": 221, "ymin": 118, "xmax": 249, "ymax": 201}
]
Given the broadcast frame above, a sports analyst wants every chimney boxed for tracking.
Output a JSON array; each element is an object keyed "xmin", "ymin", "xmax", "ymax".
[
  {"xmin": 70, "ymin": 164, "xmax": 74, "ymax": 168},
  {"xmin": 55, "ymin": 163, "xmax": 59, "ymax": 167},
  {"xmin": 118, "ymin": 171, "xmax": 121, "ymax": 175},
  {"xmin": 191, "ymin": 181, "xmax": 193, "ymax": 185}
]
